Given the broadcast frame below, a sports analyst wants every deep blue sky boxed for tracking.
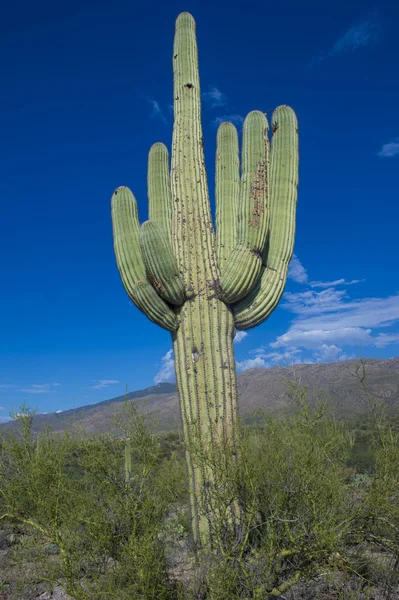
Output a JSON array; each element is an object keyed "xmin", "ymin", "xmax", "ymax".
[{"xmin": 1, "ymin": 0, "xmax": 398, "ymax": 420}]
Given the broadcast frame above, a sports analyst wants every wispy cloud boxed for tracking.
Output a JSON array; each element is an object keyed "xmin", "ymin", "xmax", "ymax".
[
  {"xmin": 271, "ymin": 286, "xmax": 399, "ymax": 352},
  {"xmin": 88, "ymin": 380, "xmax": 120, "ymax": 390},
  {"xmin": 288, "ymin": 254, "xmax": 308, "ymax": 284},
  {"xmin": 154, "ymin": 350, "xmax": 175, "ymax": 384},
  {"xmin": 147, "ymin": 99, "xmax": 167, "ymax": 124},
  {"xmin": 238, "ymin": 252, "xmax": 398, "ymax": 369},
  {"xmin": 234, "ymin": 331, "xmax": 248, "ymax": 344},
  {"xmin": 378, "ymin": 140, "xmax": 399, "ymax": 158},
  {"xmin": 289, "ymin": 258, "xmax": 365, "ymax": 289},
  {"xmin": 0, "ymin": 384, "xmax": 15, "ymax": 389},
  {"xmin": 0, "ymin": 416, "xmax": 12, "ymax": 423},
  {"xmin": 310, "ymin": 278, "xmax": 364, "ymax": 288},
  {"xmin": 203, "ymin": 86, "xmax": 226, "ymax": 108},
  {"xmin": 311, "ymin": 12, "xmax": 382, "ymax": 65},
  {"xmin": 19, "ymin": 383, "xmax": 61, "ymax": 394},
  {"xmin": 332, "ymin": 13, "xmax": 382, "ymax": 55},
  {"xmin": 213, "ymin": 114, "xmax": 244, "ymax": 128}
]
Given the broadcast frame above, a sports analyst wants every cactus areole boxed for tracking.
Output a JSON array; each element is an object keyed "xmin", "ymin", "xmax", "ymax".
[{"xmin": 111, "ymin": 12, "xmax": 299, "ymax": 548}]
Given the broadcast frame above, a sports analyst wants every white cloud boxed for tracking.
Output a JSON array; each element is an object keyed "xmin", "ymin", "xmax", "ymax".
[
  {"xmin": 257, "ymin": 347, "xmax": 302, "ymax": 365},
  {"xmin": 282, "ymin": 288, "xmax": 348, "ymax": 316},
  {"xmin": 271, "ymin": 327, "xmax": 373, "ymax": 350},
  {"xmin": 0, "ymin": 416, "xmax": 12, "ymax": 423},
  {"xmin": 20, "ymin": 383, "xmax": 60, "ymax": 394},
  {"xmin": 374, "ymin": 333, "xmax": 399, "ymax": 348},
  {"xmin": 154, "ymin": 349, "xmax": 175, "ymax": 384},
  {"xmin": 271, "ymin": 282, "xmax": 399, "ymax": 352},
  {"xmin": 203, "ymin": 86, "xmax": 226, "ymax": 108},
  {"xmin": 331, "ymin": 14, "xmax": 381, "ymax": 55},
  {"xmin": 88, "ymin": 380, "xmax": 120, "ymax": 390},
  {"xmin": 284, "ymin": 292, "xmax": 399, "ymax": 331},
  {"xmin": 310, "ymin": 12, "xmax": 382, "ymax": 66},
  {"xmin": 378, "ymin": 141, "xmax": 399, "ymax": 158},
  {"xmin": 287, "ymin": 254, "xmax": 308, "ymax": 284},
  {"xmin": 147, "ymin": 99, "xmax": 167, "ymax": 124},
  {"xmin": 0, "ymin": 384, "xmax": 15, "ymax": 389},
  {"xmin": 213, "ymin": 114, "xmax": 244, "ymax": 128},
  {"xmin": 234, "ymin": 331, "xmax": 248, "ymax": 344},
  {"xmin": 313, "ymin": 344, "xmax": 350, "ymax": 363},
  {"xmin": 236, "ymin": 356, "xmax": 267, "ymax": 372},
  {"xmin": 310, "ymin": 278, "xmax": 364, "ymax": 288},
  {"xmin": 56, "ymin": 410, "xmax": 63, "ymax": 414}
]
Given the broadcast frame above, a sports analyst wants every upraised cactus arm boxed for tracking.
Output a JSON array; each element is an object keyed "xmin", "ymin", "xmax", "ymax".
[
  {"xmin": 111, "ymin": 187, "xmax": 179, "ymax": 332},
  {"xmin": 218, "ymin": 111, "xmax": 270, "ymax": 303},
  {"xmin": 147, "ymin": 143, "xmax": 172, "ymax": 238},
  {"xmin": 232, "ymin": 105, "xmax": 299, "ymax": 329}
]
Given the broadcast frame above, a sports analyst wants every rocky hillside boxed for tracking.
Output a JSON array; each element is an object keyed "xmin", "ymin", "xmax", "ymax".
[{"xmin": 1, "ymin": 358, "xmax": 398, "ymax": 436}]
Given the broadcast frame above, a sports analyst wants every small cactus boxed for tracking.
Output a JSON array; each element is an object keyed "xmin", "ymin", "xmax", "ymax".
[
  {"xmin": 124, "ymin": 438, "xmax": 132, "ymax": 484},
  {"xmin": 111, "ymin": 12, "xmax": 299, "ymax": 547}
]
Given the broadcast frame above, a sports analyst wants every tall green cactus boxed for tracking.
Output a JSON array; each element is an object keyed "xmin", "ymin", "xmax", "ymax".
[{"xmin": 111, "ymin": 12, "xmax": 299, "ymax": 548}]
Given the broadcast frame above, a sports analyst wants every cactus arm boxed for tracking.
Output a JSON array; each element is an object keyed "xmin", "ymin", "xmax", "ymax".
[
  {"xmin": 147, "ymin": 143, "xmax": 172, "ymax": 240},
  {"xmin": 219, "ymin": 111, "xmax": 270, "ymax": 303},
  {"xmin": 111, "ymin": 186, "xmax": 178, "ymax": 331},
  {"xmin": 233, "ymin": 105, "xmax": 299, "ymax": 330},
  {"xmin": 139, "ymin": 220, "xmax": 185, "ymax": 305},
  {"xmin": 132, "ymin": 281, "xmax": 178, "ymax": 331},
  {"xmin": 215, "ymin": 122, "xmax": 240, "ymax": 271}
]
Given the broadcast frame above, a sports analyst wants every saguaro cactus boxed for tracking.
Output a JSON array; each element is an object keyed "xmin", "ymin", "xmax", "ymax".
[{"xmin": 111, "ymin": 12, "xmax": 299, "ymax": 547}]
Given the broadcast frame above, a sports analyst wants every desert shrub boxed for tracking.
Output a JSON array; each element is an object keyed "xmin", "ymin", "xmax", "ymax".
[
  {"xmin": 0, "ymin": 402, "xmax": 185, "ymax": 599},
  {"xmin": 1, "ymin": 365, "xmax": 398, "ymax": 599}
]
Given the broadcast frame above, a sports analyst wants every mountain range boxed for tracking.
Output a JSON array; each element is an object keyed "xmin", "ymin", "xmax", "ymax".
[{"xmin": 1, "ymin": 358, "xmax": 398, "ymax": 436}]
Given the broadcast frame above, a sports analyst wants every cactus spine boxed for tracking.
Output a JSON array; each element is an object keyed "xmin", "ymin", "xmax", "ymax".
[{"xmin": 111, "ymin": 12, "xmax": 299, "ymax": 547}]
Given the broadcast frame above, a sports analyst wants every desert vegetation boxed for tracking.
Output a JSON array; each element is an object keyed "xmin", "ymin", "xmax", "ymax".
[{"xmin": 1, "ymin": 365, "xmax": 398, "ymax": 599}]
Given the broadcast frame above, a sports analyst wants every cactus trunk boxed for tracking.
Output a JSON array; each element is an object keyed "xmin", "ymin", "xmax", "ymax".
[
  {"xmin": 111, "ymin": 11, "xmax": 299, "ymax": 550},
  {"xmin": 173, "ymin": 298, "xmax": 238, "ymax": 544}
]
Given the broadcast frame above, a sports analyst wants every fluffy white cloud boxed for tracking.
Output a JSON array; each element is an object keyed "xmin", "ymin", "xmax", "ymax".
[
  {"xmin": 154, "ymin": 349, "xmax": 175, "ymax": 384},
  {"xmin": 234, "ymin": 331, "xmax": 248, "ymax": 344},
  {"xmin": 378, "ymin": 141, "xmax": 399, "ymax": 158},
  {"xmin": 287, "ymin": 254, "xmax": 308, "ymax": 283},
  {"xmin": 271, "ymin": 327, "xmax": 373, "ymax": 350},
  {"xmin": 236, "ymin": 356, "xmax": 267, "ymax": 372},
  {"xmin": 314, "ymin": 344, "xmax": 350, "ymax": 363}
]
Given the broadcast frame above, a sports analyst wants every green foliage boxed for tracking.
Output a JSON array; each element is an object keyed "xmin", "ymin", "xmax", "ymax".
[{"xmin": 1, "ymin": 367, "xmax": 398, "ymax": 598}]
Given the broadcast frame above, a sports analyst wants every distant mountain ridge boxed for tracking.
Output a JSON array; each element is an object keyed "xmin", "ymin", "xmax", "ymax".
[{"xmin": 1, "ymin": 358, "xmax": 398, "ymax": 435}]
